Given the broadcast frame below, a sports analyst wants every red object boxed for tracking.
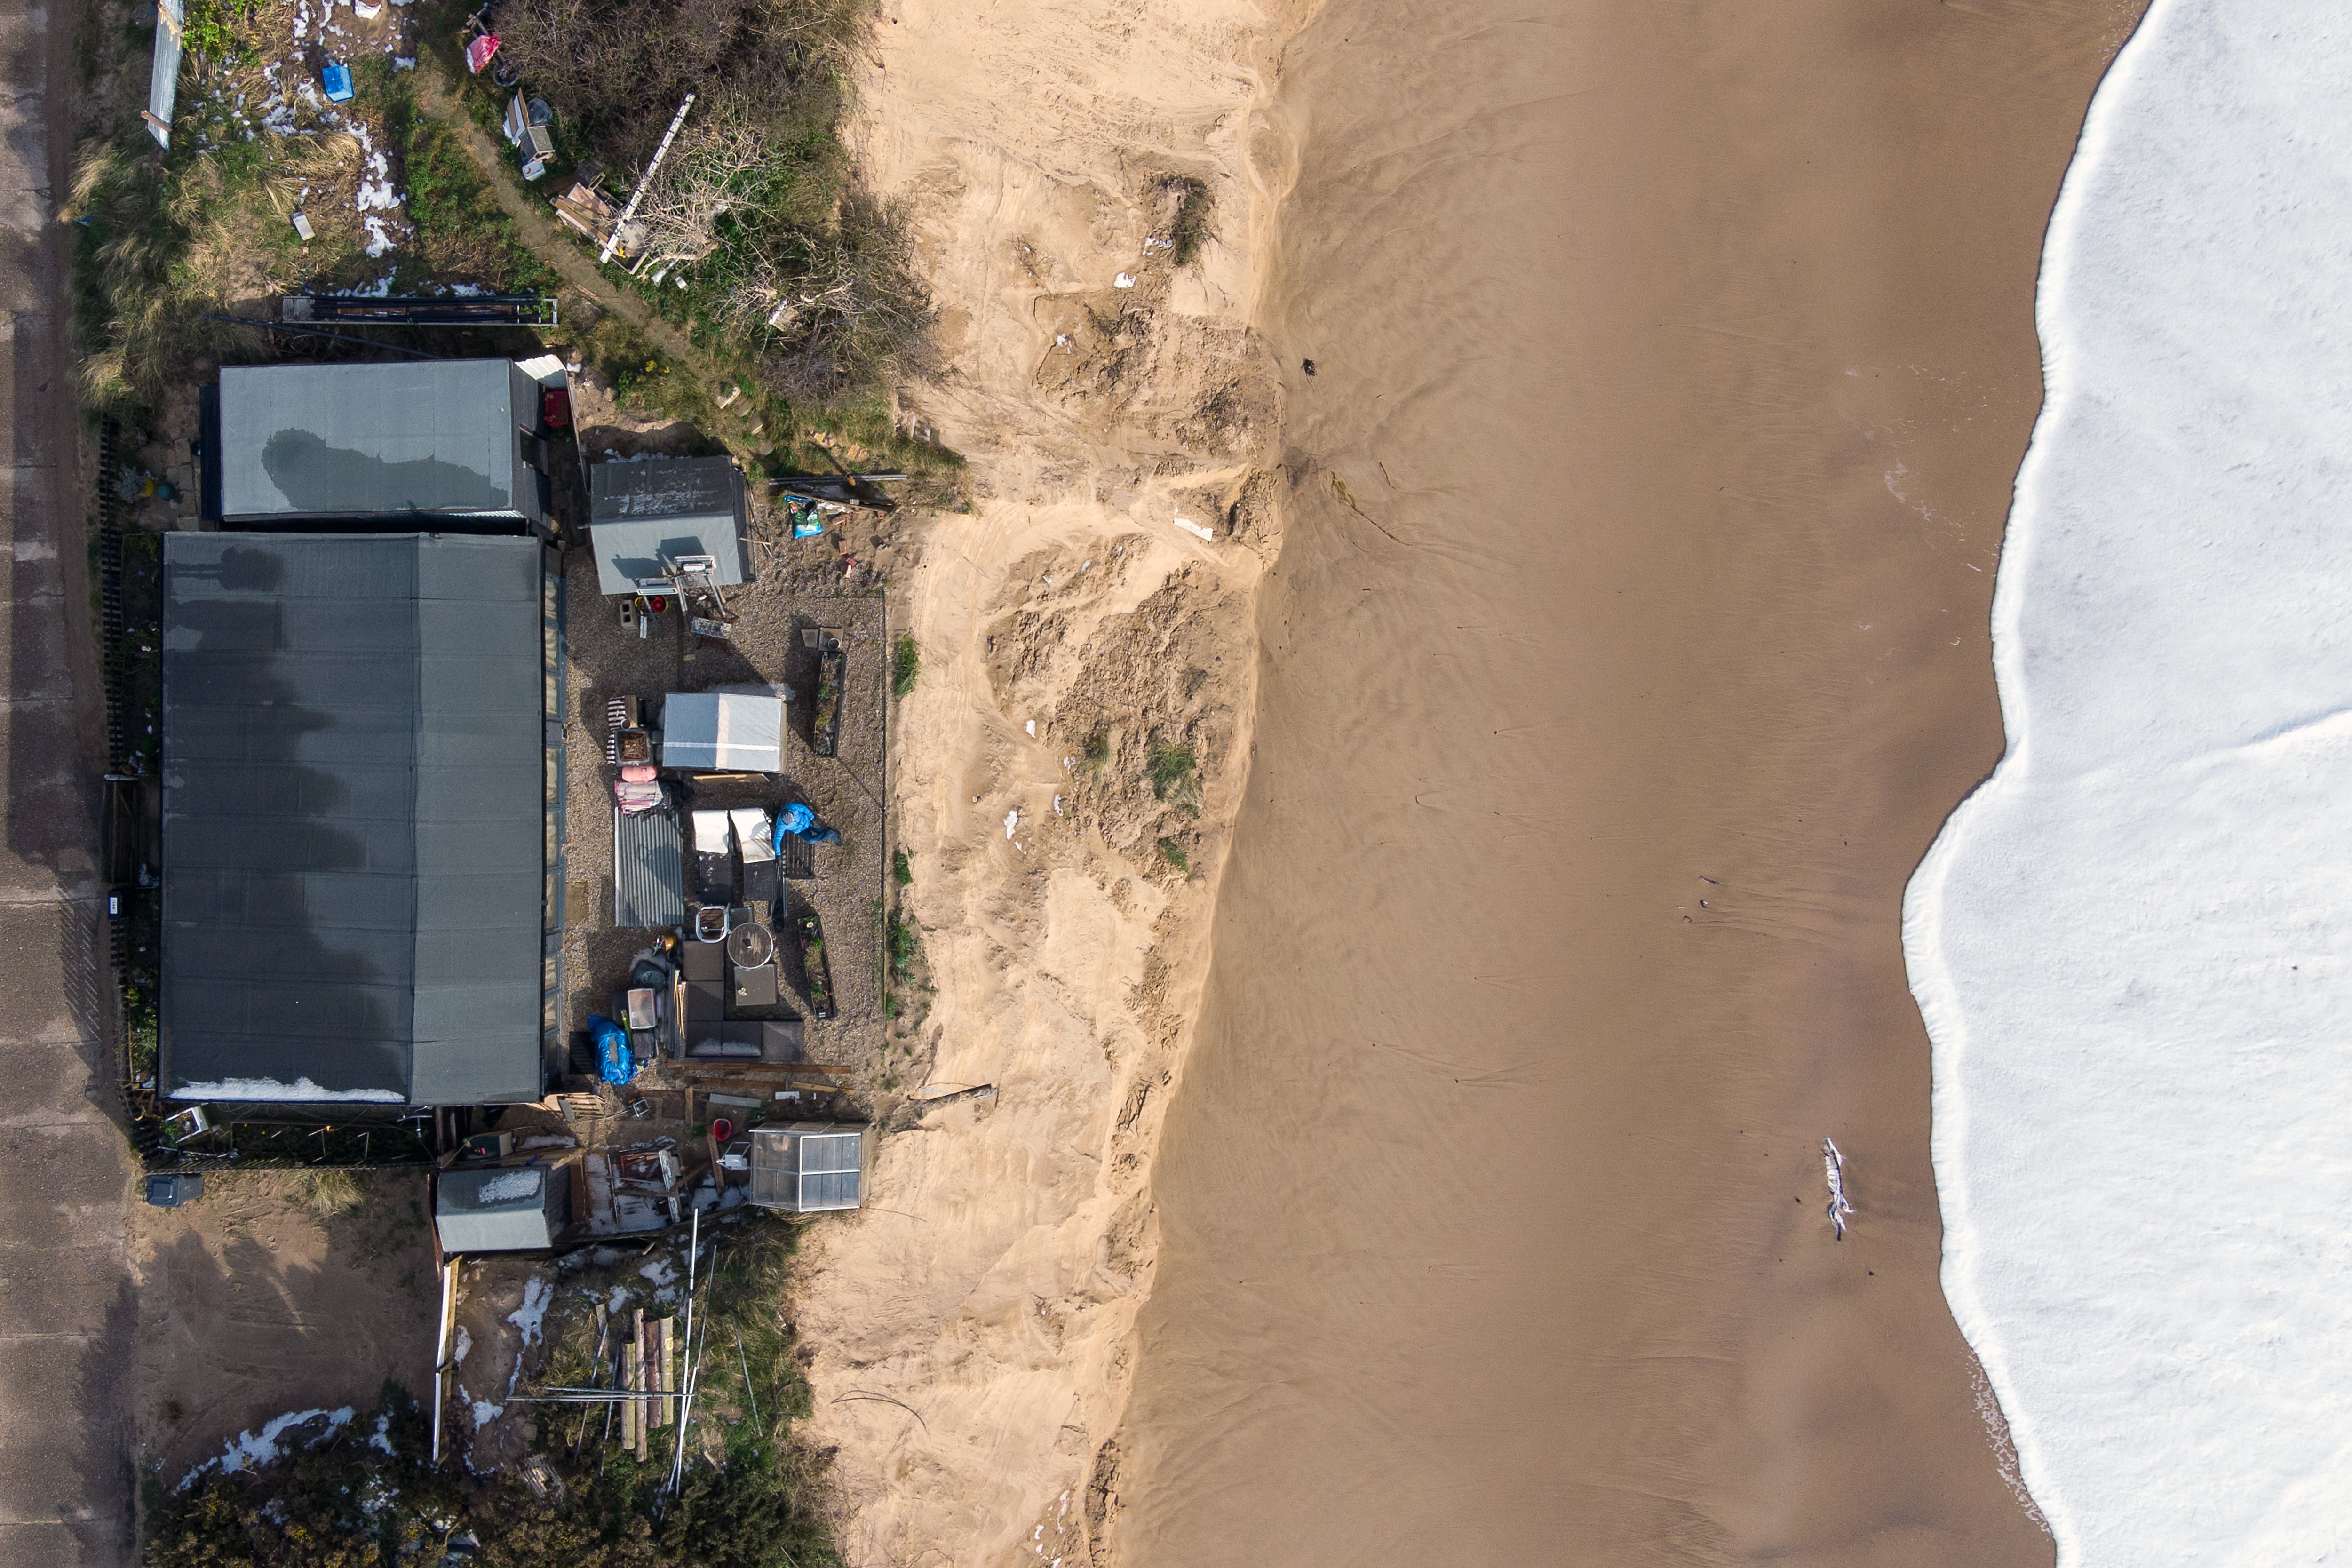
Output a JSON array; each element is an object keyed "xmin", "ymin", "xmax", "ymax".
[
  {"xmin": 541, "ymin": 386, "xmax": 572, "ymax": 428},
  {"xmin": 710, "ymin": 1117, "xmax": 733, "ymax": 1143},
  {"xmin": 645, "ymin": 596, "xmax": 668, "ymax": 613},
  {"xmin": 464, "ymin": 33, "xmax": 500, "ymax": 73}
]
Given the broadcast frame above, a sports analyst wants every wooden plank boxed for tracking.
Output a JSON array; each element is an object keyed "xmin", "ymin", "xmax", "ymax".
[
  {"xmin": 628, "ymin": 1309, "xmax": 645, "ymax": 1455},
  {"xmin": 637, "ymin": 1311, "xmax": 654, "ymax": 1459},
  {"xmin": 658, "ymin": 1316, "xmax": 675, "ymax": 1428}
]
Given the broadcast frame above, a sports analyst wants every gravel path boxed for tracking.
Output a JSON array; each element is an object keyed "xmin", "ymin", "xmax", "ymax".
[{"xmin": 0, "ymin": 3, "xmax": 139, "ymax": 1559}]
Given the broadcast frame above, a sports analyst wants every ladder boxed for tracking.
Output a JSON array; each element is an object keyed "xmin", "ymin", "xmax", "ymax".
[{"xmin": 660, "ymin": 554, "xmax": 737, "ymax": 652}]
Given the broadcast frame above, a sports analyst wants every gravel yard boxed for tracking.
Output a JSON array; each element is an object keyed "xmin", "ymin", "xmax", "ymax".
[{"xmin": 555, "ymin": 465, "xmax": 893, "ymax": 1090}]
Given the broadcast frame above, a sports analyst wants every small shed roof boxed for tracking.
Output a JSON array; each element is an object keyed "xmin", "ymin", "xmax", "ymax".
[
  {"xmin": 614, "ymin": 807, "xmax": 685, "ymax": 927},
  {"xmin": 218, "ymin": 360, "xmax": 536, "ymax": 522},
  {"xmin": 437, "ymin": 1166, "xmax": 558, "ymax": 1252},
  {"xmin": 663, "ymin": 693, "xmax": 783, "ymax": 772},
  {"xmin": 587, "ymin": 457, "xmax": 748, "ymax": 596}
]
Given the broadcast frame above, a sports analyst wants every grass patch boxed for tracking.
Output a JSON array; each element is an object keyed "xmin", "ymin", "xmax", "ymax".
[
  {"xmin": 141, "ymin": 1221, "xmax": 844, "ymax": 1565},
  {"xmin": 1149, "ymin": 743, "xmax": 1197, "ymax": 802},
  {"xmin": 293, "ymin": 1170, "xmax": 364, "ymax": 1218},
  {"xmin": 891, "ymin": 635, "xmax": 919, "ymax": 699},
  {"xmin": 892, "ymin": 849, "xmax": 913, "ymax": 887},
  {"xmin": 1157, "ymin": 838, "xmax": 1189, "ymax": 876},
  {"xmin": 1082, "ymin": 733, "xmax": 1111, "ymax": 775},
  {"xmin": 378, "ymin": 65, "xmax": 558, "ymax": 292},
  {"xmin": 886, "ymin": 908, "xmax": 919, "ymax": 981}
]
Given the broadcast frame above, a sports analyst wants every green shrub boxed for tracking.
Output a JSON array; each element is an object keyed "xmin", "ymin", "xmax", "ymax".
[
  {"xmin": 1163, "ymin": 175, "xmax": 1213, "ymax": 267},
  {"xmin": 1148, "ymin": 743, "xmax": 1196, "ymax": 802},
  {"xmin": 1157, "ymin": 838, "xmax": 1189, "ymax": 875},
  {"xmin": 891, "ymin": 635, "xmax": 919, "ymax": 698},
  {"xmin": 891, "ymin": 849, "xmax": 912, "ymax": 886}
]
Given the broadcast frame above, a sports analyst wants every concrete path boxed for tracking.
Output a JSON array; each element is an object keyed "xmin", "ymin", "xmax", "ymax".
[{"xmin": 0, "ymin": 2, "xmax": 139, "ymax": 1563}]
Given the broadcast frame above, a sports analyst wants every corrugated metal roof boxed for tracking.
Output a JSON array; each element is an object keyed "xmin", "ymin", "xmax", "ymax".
[
  {"xmin": 218, "ymin": 360, "xmax": 532, "ymax": 521},
  {"xmin": 613, "ymin": 807, "xmax": 685, "ymax": 927},
  {"xmin": 160, "ymin": 534, "xmax": 547, "ymax": 1106},
  {"xmin": 587, "ymin": 457, "xmax": 747, "ymax": 595}
]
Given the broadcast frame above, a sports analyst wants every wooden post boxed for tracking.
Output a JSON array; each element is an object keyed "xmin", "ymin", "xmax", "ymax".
[
  {"xmin": 623, "ymin": 1311, "xmax": 641, "ymax": 1453},
  {"xmin": 635, "ymin": 1309, "xmax": 651, "ymax": 1460},
  {"xmin": 430, "ymin": 1258, "xmax": 459, "ymax": 1466}
]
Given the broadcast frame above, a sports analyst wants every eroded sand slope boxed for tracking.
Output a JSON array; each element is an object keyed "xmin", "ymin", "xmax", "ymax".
[{"xmin": 786, "ymin": 1, "xmax": 1283, "ymax": 1562}]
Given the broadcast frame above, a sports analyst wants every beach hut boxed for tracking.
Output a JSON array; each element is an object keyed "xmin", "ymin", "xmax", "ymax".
[
  {"xmin": 437, "ymin": 1165, "xmax": 571, "ymax": 1253},
  {"xmin": 746, "ymin": 1122, "xmax": 872, "ymax": 1213},
  {"xmin": 586, "ymin": 455, "xmax": 751, "ymax": 597}
]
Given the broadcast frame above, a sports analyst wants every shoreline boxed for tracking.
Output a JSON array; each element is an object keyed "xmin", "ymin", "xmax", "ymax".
[
  {"xmin": 799, "ymin": 0, "xmax": 2145, "ymax": 1563},
  {"xmin": 1112, "ymin": 1, "xmax": 2141, "ymax": 1562}
]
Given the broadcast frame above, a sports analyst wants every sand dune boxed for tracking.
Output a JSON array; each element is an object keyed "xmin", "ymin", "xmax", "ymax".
[{"xmin": 785, "ymin": 1, "xmax": 1282, "ymax": 1563}]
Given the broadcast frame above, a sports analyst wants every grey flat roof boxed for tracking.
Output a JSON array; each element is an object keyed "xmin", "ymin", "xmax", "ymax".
[
  {"xmin": 219, "ymin": 360, "xmax": 527, "ymax": 521},
  {"xmin": 160, "ymin": 533, "xmax": 547, "ymax": 1106},
  {"xmin": 587, "ymin": 457, "xmax": 747, "ymax": 595},
  {"xmin": 437, "ymin": 1166, "xmax": 557, "ymax": 1251}
]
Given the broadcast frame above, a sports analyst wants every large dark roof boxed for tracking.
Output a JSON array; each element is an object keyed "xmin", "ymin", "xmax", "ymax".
[{"xmin": 160, "ymin": 534, "xmax": 548, "ymax": 1106}]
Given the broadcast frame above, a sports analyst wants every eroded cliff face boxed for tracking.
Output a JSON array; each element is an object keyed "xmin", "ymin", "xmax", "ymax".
[{"xmin": 787, "ymin": 0, "xmax": 1288, "ymax": 1560}]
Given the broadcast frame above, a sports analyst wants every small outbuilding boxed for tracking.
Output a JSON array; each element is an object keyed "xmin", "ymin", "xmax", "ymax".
[
  {"xmin": 661, "ymin": 691, "xmax": 784, "ymax": 772},
  {"xmin": 747, "ymin": 1122, "xmax": 872, "ymax": 1213},
  {"xmin": 437, "ymin": 1164, "xmax": 572, "ymax": 1252},
  {"xmin": 204, "ymin": 359, "xmax": 554, "ymax": 531},
  {"xmin": 587, "ymin": 456, "xmax": 750, "ymax": 597}
]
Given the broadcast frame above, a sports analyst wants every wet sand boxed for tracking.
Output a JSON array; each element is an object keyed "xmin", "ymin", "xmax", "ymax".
[{"xmin": 1113, "ymin": 1, "xmax": 2141, "ymax": 1562}]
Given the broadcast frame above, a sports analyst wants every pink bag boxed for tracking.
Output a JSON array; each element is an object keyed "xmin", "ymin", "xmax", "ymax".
[{"xmin": 620, "ymin": 763, "xmax": 657, "ymax": 783}]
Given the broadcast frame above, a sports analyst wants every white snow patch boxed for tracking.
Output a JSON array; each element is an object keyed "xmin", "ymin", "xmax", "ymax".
[
  {"xmin": 452, "ymin": 1327, "xmax": 472, "ymax": 1364},
  {"xmin": 1173, "ymin": 515, "xmax": 1214, "ymax": 542},
  {"xmin": 178, "ymin": 1407, "xmax": 354, "ymax": 1490},
  {"xmin": 506, "ymin": 1275, "xmax": 553, "ymax": 1348},
  {"xmin": 638, "ymin": 1258, "xmax": 677, "ymax": 1289},
  {"xmin": 475, "ymin": 1170, "xmax": 541, "ymax": 1203},
  {"xmin": 167, "ymin": 1077, "xmax": 401, "ymax": 1103},
  {"xmin": 1113, "ymin": 273, "xmax": 1136, "ymax": 289},
  {"xmin": 1025, "ymin": 719, "xmax": 1036, "ymax": 737},
  {"xmin": 1003, "ymin": 809, "xmax": 1019, "ymax": 839}
]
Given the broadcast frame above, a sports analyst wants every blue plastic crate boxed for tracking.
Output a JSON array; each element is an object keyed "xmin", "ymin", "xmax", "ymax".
[{"xmin": 321, "ymin": 63, "xmax": 354, "ymax": 103}]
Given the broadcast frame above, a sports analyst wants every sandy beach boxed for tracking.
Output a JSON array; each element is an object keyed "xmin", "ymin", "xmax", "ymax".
[{"xmin": 796, "ymin": 0, "xmax": 2143, "ymax": 1562}]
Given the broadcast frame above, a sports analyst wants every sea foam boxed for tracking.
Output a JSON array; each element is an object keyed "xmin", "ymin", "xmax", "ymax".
[{"xmin": 1903, "ymin": 2, "xmax": 2352, "ymax": 1560}]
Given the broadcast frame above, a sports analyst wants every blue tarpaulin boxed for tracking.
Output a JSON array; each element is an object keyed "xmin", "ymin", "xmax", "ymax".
[{"xmin": 591, "ymin": 1015, "xmax": 635, "ymax": 1084}]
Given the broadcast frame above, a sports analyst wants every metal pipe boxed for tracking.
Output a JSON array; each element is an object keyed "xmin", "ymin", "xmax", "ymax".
[{"xmin": 202, "ymin": 313, "xmax": 445, "ymax": 360}]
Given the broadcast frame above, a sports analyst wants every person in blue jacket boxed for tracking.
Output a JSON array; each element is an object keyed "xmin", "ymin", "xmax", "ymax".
[{"xmin": 772, "ymin": 802, "xmax": 843, "ymax": 849}]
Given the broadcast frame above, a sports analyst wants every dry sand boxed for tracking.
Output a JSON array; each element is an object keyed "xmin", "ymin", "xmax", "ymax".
[
  {"xmin": 796, "ymin": 0, "xmax": 2145, "ymax": 1563},
  {"xmin": 127, "ymin": 1173, "xmax": 440, "ymax": 1487},
  {"xmin": 781, "ymin": 0, "xmax": 1281, "ymax": 1562}
]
